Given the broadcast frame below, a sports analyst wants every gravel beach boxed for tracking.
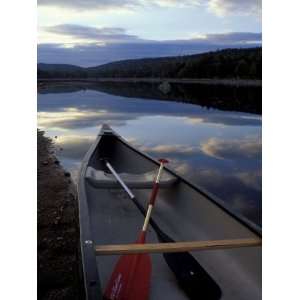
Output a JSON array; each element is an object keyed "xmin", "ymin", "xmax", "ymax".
[{"xmin": 37, "ymin": 130, "xmax": 85, "ymax": 299}]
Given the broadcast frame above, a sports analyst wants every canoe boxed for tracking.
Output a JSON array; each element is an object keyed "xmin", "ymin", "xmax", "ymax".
[{"xmin": 78, "ymin": 124, "xmax": 262, "ymax": 300}]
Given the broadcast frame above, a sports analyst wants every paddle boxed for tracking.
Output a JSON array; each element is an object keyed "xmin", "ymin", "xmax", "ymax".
[
  {"xmin": 105, "ymin": 160, "xmax": 222, "ymax": 300},
  {"xmin": 103, "ymin": 159, "xmax": 168, "ymax": 300}
]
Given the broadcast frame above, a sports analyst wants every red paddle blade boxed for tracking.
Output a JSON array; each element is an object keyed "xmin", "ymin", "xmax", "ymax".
[
  {"xmin": 104, "ymin": 253, "xmax": 151, "ymax": 300},
  {"xmin": 104, "ymin": 232, "xmax": 152, "ymax": 300}
]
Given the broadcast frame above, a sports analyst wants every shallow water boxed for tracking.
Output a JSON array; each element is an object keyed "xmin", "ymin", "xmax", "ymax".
[{"xmin": 37, "ymin": 84, "xmax": 261, "ymax": 226}]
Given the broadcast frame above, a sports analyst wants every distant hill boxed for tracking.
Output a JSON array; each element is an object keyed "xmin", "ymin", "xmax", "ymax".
[
  {"xmin": 37, "ymin": 47, "xmax": 261, "ymax": 80},
  {"xmin": 38, "ymin": 63, "xmax": 85, "ymax": 78},
  {"xmin": 38, "ymin": 63, "xmax": 83, "ymax": 72}
]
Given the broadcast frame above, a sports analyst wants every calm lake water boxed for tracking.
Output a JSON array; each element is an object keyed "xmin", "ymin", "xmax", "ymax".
[{"xmin": 37, "ymin": 83, "xmax": 261, "ymax": 226}]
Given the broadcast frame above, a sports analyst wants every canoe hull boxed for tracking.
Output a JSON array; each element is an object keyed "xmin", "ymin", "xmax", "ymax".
[{"xmin": 78, "ymin": 125, "xmax": 261, "ymax": 300}]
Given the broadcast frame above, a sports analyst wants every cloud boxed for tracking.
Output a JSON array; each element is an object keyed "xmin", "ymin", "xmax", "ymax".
[
  {"xmin": 42, "ymin": 24, "xmax": 261, "ymax": 45},
  {"xmin": 37, "ymin": 107, "xmax": 137, "ymax": 129},
  {"xmin": 44, "ymin": 24, "xmax": 141, "ymax": 43},
  {"xmin": 174, "ymin": 165, "xmax": 261, "ymax": 224},
  {"xmin": 38, "ymin": 29, "xmax": 261, "ymax": 66},
  {"xmin": 185, "ymin": 114, "xmax": 261, "ymax": 127},
  {"xmin": 191, "ymin": 32, "xmax": 262, "ymax": 44},
  {"xmin": 235, "ymin": 171, "xmax": 261, "ymax": 191},
  {"xmin": 152, "ymin": 0, "xmax": 261, "ymax": 16},
  {"xmin": 173, "ymin": 162, "xmax": 192, "ymax": 174},
  {"xmin": 38, "ymin": 0, "xmax": 138, "ymax": 11},
  {"xmin": 55, "ymin": 134, "xmax": 95, "ymax": 159},
  {"xmin": 37, "ymin": 0, "xmax": 199, "ymax": 11},
  {"xmin": 154, "ymin": 0, "xmax": 261, "ymax": 16},
  {"xmin": 38, "ymin": 0, "xmax": 261, "ymax": 16},
  {"xmin": 149, "ymin": 0, "xmax": 201, "ymax": 7},
  {"xmin": 137, "ymin": 136, "xmax": 261, "ymax": 165},
  {"xmin": 208, "ymin": 0, "xmax": 261, "ymax": 17},
  {"xmin": 201, "ymin": 137, "xmax": 261, "ymax": 160},
  {"xmin": 140, "ymin": 144, "xmax": 198, "ymax": 154},
  {"xmin": 38, "ymin": 87, "xmax": 261, "ymax": 130}
]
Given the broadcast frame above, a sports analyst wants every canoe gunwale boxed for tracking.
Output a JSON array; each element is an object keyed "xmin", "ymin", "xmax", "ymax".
[{"xmin": 78, "ymin": 133, "xmax": 103, "ymax": 300}]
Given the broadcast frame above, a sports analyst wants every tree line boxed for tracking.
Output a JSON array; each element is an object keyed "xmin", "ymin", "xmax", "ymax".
[{"xmin": 38, "ymin": 47, "xmax": 262, "ymax": 80}]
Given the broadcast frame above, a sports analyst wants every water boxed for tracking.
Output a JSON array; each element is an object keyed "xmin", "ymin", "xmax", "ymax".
[{"xmin": 37, "ymin": 83, "xmax": 261, "ymax": 226}]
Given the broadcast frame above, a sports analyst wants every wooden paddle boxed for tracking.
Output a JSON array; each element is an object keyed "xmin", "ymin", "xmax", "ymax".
[
  {"xmin": 103, "ymin": 159, "xmax": 168, "ymax": 300},
  {"xmin": 105, "ymin": 160, "xmax": 222, "ymax": 300}
]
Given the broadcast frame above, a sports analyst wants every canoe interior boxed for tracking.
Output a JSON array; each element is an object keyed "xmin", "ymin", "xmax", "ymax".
[{"xmin": 79, "ymin": 131, "xmax": 262, "ymax": 300}]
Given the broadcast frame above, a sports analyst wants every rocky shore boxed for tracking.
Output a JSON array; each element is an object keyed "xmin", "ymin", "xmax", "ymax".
[{"xmin": 37, "ymin": 130, "xmax": 85, "ymax": 299}]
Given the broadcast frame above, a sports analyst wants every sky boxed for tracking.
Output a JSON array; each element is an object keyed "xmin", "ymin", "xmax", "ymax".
[{"xmin": 37, "ymin": 0, "xmax": 262, "ymax": 66}]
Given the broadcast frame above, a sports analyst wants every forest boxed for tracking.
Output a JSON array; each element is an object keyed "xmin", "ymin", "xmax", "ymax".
[{"xmin": 38, "ymin": 47, "xmax": 262, "ymax": 80}]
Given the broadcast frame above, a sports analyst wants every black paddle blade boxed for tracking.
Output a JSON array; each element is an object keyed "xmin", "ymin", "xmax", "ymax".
[
  {"xmin": 154, "ymin": 228, "xmax": 221, "ymax": 300},
  {"xmin": 163, "ymin": 251, "xmax": 221, "ymax": 300}
]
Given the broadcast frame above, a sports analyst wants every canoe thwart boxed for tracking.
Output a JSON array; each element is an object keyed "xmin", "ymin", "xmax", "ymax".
[
  {"xmin": 94, "ymin": 238, "xmax": 262, "ymax": 256},
  {"xmin": 86, "ymin": 166, "xmax": 177, "ymax": 189}
]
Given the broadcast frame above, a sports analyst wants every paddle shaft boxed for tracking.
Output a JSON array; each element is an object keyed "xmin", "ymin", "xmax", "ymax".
[
  {"xmin": 142, "ymin": 162, "xmax": 165, "ymax": 232},
  {"xmin": 103, "ymin": 161, "xmax": 167, "ymax": 300},
  {"xmin": 105, "ymin": 161, "xmax": 135, "ymax": 199},
  {"xmin": 105, "ymin": 161, "xmax": 169, "ymax": 240}
]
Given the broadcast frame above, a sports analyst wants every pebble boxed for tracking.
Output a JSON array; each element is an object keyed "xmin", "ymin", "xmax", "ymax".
[{"xmin": 42, "ymin": 160, "xmax": 48, "ymax": 166}]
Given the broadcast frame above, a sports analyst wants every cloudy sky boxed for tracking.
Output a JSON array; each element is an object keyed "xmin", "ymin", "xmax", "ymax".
[{"xmin": 38, "ymin": 0, "xmax": 262, "ymax": 66}]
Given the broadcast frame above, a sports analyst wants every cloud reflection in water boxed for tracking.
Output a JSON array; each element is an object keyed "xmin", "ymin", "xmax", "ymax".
[
  {"xmin": 201, "ymin": 137, "xmax": 261, "ymax": 160},
  {"xmin": 38, "ymin": 87, "xmax": 261, "ymax": 225}
]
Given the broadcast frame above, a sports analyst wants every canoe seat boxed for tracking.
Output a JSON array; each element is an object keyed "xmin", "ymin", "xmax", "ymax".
[{"xmin": 85, "ymin": 167, "xmax": 177, "ymax": 189}]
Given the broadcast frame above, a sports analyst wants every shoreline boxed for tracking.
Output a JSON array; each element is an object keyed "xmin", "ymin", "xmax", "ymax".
[
  {"xmin": 37, "ymin": 130, "xmax": 85, "ymax": 299},
  {"xmin": 38, "ymin": 79, "xmax": 262, "ymax": 115},
  {"xmin": 38, "ymin": 77, "xmax": 261, "ymax": 87}
]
